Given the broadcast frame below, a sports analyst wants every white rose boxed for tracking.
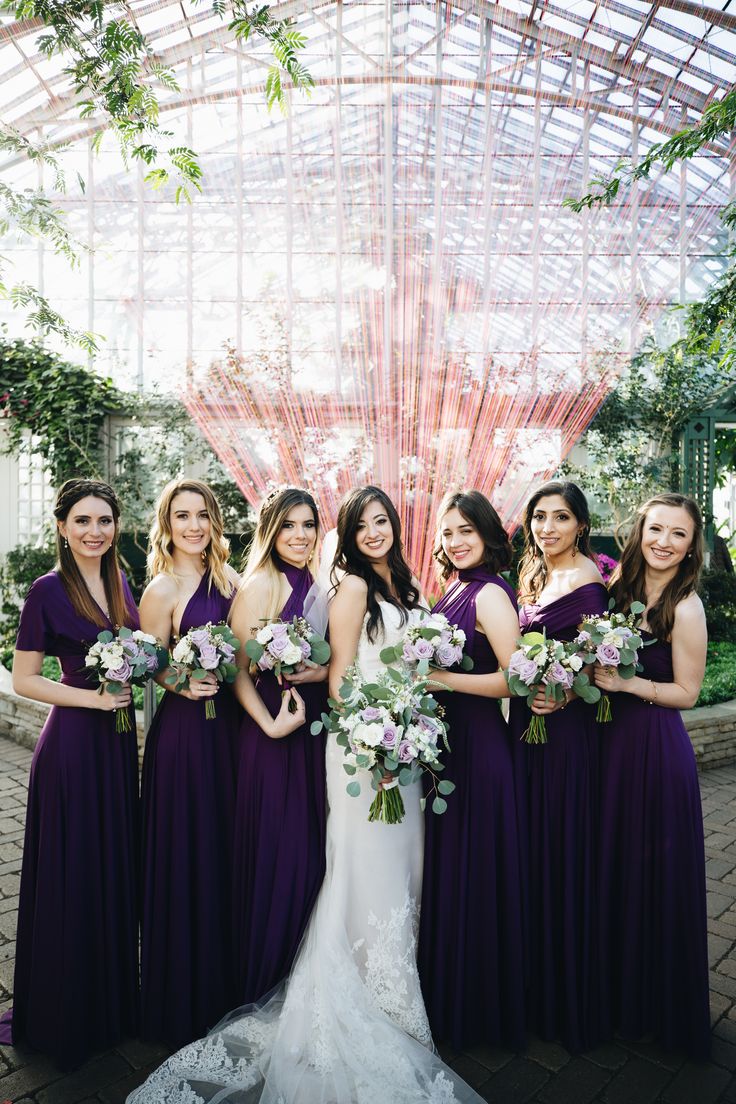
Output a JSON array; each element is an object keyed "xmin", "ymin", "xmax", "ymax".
[
  {"xmin": 172, "ymin": 639, "xmax": 194, "ymax": 664},
  {"xmin": 281, "ymin": 643, "xmax": 304, "ymax": 666},
  {"xmin": 353, "ymin": 722, "xmax": 384, "ymax": 748},
  {"xmin": 132, "ymin": 630, "xmax": 157, "ymax": 644},
  {"xmin": 256, "ymin": 626, "xmax": 273, "ymax": 645},
  {"xmin": 85, "ymin": 654, "xmax": 98, "ymax": 667},
  {"xmin": 567, "ymin": 654, "xmax": 583, "ymax": 672}
]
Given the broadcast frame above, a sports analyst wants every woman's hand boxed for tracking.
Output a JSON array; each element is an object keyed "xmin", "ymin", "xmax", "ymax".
[
  {"xmin": 530, "ymin": 686, "xmax": 570, "ymax": 715},
  {"xmin": 266, "ymin": 688, "xmax": 306, "ymax": 738},
  {"xmin": 180, "ymin": 672, "xmax": 219, "ymax": 701},
  {"xmin": 97, "ymin": 685, "xmax": 132, "ymax": 711},
  {"xmin": 282, "ymin": 662, "xmax": 328, "ymax": 686},
  {"xmin": 594, "ymin": 665, "xmax": 625, "ymax": 694}
]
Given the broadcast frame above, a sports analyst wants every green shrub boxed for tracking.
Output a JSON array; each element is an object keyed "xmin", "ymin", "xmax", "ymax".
[
  {"xmin": 0, "ymin": 542, "xmax": 56, "ymax": 655},
  {"xmin": 699, "ymin": 570, "xmax": 736, "ymax": 643},
  {"xmin": 697, "ymin": 642, "xmax": 736, "ymax": 707}
]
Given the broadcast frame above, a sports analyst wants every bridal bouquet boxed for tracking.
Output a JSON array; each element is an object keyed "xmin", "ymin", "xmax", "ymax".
[
  {"xmin": 245, "ymin": 616, "xmax": 331, "ymax": 680},
  {"xmin": 167, "ymin": 622, "xmax": 240, "ymax": 719},
  {"xmin": 574, "ymin": 600, "xmax": 647, "ymax": 722},
  {"xmin": 85, "ymin": 627, "xmax": 168, "ymax": 732},
  {"xmin": 312, "ymin": 665, "xmax": 454, "ymax": 825},
  {"xmin": 504, "ymin": 630, "xmax": 600, "ymax": 744},
  {"xmin": 379, "ymin": 610, "xmax": 473, "ymax": 672}
]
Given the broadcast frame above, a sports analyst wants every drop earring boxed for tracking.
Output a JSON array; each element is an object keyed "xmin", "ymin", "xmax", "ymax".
[{"xmin": 64, "ymin": 537, "xmax": 69, "ymax": 550}]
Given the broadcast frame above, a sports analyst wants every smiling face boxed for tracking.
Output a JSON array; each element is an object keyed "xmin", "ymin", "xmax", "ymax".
[
  {"xmin": 355, "ymin": 498, "xmax": 395, "ymax": 564},
  {"xmin": 169, "ymin": 491, "xmax": 211, "ymax": 558},
  {"xmin": 274, "ymin": 503, "xmax": 318, "ymax": 568},
  {"xmin": 440, "ymin": 507, "xmax": 484, "ymax": 571},
  {"xmin": 57, "ymin": 495, "xmax": 116, "ymax": 562},
  {"xmin": 640, "ymin": 503, "xmax": 695, "ymax": 575},
  {"xmin": 529, "ymin": 494, "xmax": 582, "ymax": 559}
]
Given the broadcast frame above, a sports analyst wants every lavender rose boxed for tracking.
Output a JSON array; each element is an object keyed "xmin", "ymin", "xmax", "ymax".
[
  {"xmin": 397, "ymin": 740, "xmax": 416, "ymax": 763},
  {"xmin": 544, "ymin": 661, "xmax": 574, "ymax": 689},
  {"xmin": 403, "ymin": 637, "xmax": 434, "ymax": 663},
  {"xmin": 434, "ymin": 641, "xmax": 462, "ymax": 668},
  {"xmin": 361, "ymin": 706, "xmax": 382, "ymax": 722},
  {"xmin": 268, "ymin": 634, "xmax": 290, "ymax": 658},
  {"xmin": 596, "ymin": 643, "xmax": 621, "ymax": 668},
  {"xmin": 106, "ymin": 659, "xmax": 133, "ymax": 683},
  {"xmin": 270, "ymin": 623, "xmax": 290, "ymax": 638},
  {"xmin": 381, "ymin": 723, "xmax": 400, "ymax": 749},
  {"xmin": 189, "ymin": 628, "xmax": 210, "ymax": 648},
  {"xmin": 198, "ymin": 642, "xmax": 220, "ymax": 670},
  {"xmin": 512, "ymin": 657, "xmax": 542, "ymax": 685}
]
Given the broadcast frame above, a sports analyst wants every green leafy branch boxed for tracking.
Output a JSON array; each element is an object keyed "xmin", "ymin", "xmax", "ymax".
[
  {"xmin": 220, "ymin": 3, "xmax": 314, "ymax": 111},
  {"xmin": 564, "ymin": 85, "xmax": 736, "ymax": 226}
]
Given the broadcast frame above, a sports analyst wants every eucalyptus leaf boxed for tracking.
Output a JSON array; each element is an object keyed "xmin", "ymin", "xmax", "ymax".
[
  {"xmin": 437, "ymin": 779, "xmax": 455, "ymax": 795},
  {"xmin": 432, "ymin": 796, "xmax": 447, "ymax": 815},
  {"xmin": 346, "ymin": 780, "xmax": 361, "ymax": 798}
]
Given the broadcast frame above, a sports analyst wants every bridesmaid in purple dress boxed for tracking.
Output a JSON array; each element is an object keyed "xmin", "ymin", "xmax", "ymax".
[
  {"xmin": 230, "ymin": 487, "xmax": 328, "ymax": 1004},
  {"xmin": 515, "ymin": 480, "xmax": 606, "ymax": 1053},
  {"xmin": 0, "ymin": 479, "xmax": 139, "ymax": 1068},
  {"xmin": 139, "ymin": 478, "xmax": 255, "ymax": 1047},
  {"xmin": 419, "ymin": 491, "xmax": 525, "ymax": 1050},
  {"xmin": 595, "ymin": 494, "xmax": 710, "ymax": 1057}
]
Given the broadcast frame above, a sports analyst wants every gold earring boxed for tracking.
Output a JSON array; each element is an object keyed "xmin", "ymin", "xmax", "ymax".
[
  {"xmin": 572, "ymin": 532, "xmax": 580, "ymax": 559},
  {"xmin": 64, "ymin": 537, "xmax": 69, "ymax": 549}
]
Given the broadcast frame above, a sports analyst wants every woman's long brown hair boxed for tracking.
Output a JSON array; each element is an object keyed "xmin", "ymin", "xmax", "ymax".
[
  {"xmin": 54, "ymin": 478, "xmax": 133, "ymax": 630},
  {"xmin": 609, "ymin": 493, "xmax": 704, "ymax": 641}
]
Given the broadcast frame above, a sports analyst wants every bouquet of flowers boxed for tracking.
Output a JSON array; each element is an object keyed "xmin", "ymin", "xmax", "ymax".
[
  {"xmin": 504, "ymin": 630, "xmax": 600, "ymax": 744},
  {"xmin": 379, "ymin": 610, "xmax": 473, "ymax": 673},
  {"xmin": 311, "ymin": 664, "xmax": 454, "ymax": 824},
  {"xmin": 167, "ymin": 622, "xmax": 241, "ymax": 719},
  {"xmin": 85, "ymin": 627, "xmax": 168, "ymax": 732},
  {"xmin": 574, "ymin": 600, "xmax": 647, "ymax": 722},
  {"xmin": 245, "ymin": 616, "xmax": 331, "ymax": 679}
]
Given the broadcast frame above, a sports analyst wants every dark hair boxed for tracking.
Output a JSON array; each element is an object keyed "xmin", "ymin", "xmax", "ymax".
[
  {"xmin": 332, "ymin": 486, "xmax": 420, "ymax": 641},
  {"xmin": 517, "ymin": 480, "xmax": 594, "ymax": 602},
  {"xmin": 433, "ymin": 490, "xmax": 512, "ymax": 583},
  {"xmin": 54, "ymin": 478, "xmax": 133, "ymax": 630},
  {"xmin": 610, "ymin": 493, "xmax": 704, "ymax": 641}
]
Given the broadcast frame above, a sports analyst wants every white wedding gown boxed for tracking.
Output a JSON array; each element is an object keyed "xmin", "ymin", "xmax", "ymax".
[{"xmin": 128, "ymin": 603, "xmax": 485, "ymax": 1104}]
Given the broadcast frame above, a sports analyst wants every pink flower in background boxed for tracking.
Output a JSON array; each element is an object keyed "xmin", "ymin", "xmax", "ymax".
[{"xmin": 596, "ymin": 553, "xmax": 619, "ymax": 582}]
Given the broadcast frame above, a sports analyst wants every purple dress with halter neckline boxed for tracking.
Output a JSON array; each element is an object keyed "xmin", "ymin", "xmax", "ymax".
[
  {"xmin": 0, "ymin": 570, "xmax": 139, "ymax": 1069},
  {"xmin": 232, "ymin": 557, "xmax": 327, "ymax": 1005},
  {"xmin": 598, "ymin": 633, "xmax": 710, "ymax": 1057},
  {"xmin": 418, "ymin": 567, "xmax": 526, "ymax": 1050},
  {"xmin": 140, "ymin": 570, "xmax": 242, "ymax": 1049},
  {"xmin": 514, "ymin": 581, "xmax": 607, "ymax": 1053}
]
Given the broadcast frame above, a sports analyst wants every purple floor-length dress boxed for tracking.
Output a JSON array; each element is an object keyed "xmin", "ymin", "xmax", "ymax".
[
  {"xmin": 514, "ymin": 581, "xmax": 607, "ymax": 1054},
  {"xmin": 140, "ymin": 570, "xmax": 242, "ymax": 1049},
  {"xmin": 232, "ymin": 557, "xmax": 327, "ymax": 1005},
  {"xmin": 599, "ymin": 634, "xmax": 710, "ymax": 1058},
  {"xmin": 418, "ymin": 568, "xmax": 526, "ymax": 1050},
  {"xmin": 0, "ymin": 571, "xmax": 139, "ymax": 1069}
]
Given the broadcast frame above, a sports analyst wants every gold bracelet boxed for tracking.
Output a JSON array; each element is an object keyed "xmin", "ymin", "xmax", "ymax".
[{"xmin": 650, "ymin": 679, "xmax": 658, "ymax": 704}]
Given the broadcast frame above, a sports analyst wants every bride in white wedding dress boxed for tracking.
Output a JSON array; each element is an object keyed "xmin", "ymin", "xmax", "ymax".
[{"xmin": 128, "ymin": 488, "xmax": 486, "ymax": 1104}]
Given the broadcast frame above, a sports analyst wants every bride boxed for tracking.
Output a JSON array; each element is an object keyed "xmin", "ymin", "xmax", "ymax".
[{"xmin": 129, "ymin": 486, "xmax": 486, "ymax": 1104}]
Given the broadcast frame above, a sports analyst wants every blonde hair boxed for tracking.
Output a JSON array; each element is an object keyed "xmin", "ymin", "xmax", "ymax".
[
  {"xmin": 148, "ymin": 478, "xmax": 232, "ymax": 597},
  {"xmin": 241, "ymin": 487, "xmax": 319, "ymax": 621}
]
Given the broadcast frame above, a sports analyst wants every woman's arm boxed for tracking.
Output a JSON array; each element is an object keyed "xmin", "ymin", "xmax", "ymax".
[
  {"xmin": 230, "ymin": 576, "xmax": 305, "ymax": 737},
  {"xmin": 430, "ymin": 584, "xmax": 518, "ymax": 699},
  {"xmin": 594, "ymin": 592, "xmax": 706, "ymax": 709},
  {"xmin": 139, "ymin": 574, "xmax": 217, "ymax": 701},
  {"xmin": 12, "ymin": 649, "xmax": 131, "ymax": 711},
  {"xmin": 328, "ymin": 574, "xmax": 368, "ymax": 701}
]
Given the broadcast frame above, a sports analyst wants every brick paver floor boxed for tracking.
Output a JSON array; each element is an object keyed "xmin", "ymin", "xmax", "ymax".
[{"xmin": 0, "ymin": 734, "xmax": 734, "ymax": 1103}]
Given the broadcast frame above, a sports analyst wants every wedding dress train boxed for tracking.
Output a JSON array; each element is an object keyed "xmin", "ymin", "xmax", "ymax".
[{"xmin": 128, "ymin": 603, "xmax": 486, "ymax": 1104}]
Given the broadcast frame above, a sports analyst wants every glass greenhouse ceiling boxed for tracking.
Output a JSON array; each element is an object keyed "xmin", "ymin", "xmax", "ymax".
[{"xmin": 0, "ymin": 0, "xmax": 734, "ymax": 396}]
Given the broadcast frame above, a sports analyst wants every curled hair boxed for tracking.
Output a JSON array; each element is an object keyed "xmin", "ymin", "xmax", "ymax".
[
  {"xmin": 54, "ymin": 478, "xmax": 133, "ymax": 630},
  {"xmin": 241, "ymin": 487, "xmax": 319, "ymax": 621},
  {"xmin": 609, "ymin": 493, "xmax": 704, "ymax": 641},
  {"xmin": 517, "ymin": 480, "xmax": 594, "ymax": 603},
  {"xmin": 332, "ymin": 486, "xmax": 420, "ymax": 641},
  {"xmin": 433, "ymin": 490, "xmax": 512, "ymax": 583},
  {"xmin": 148, "ymin": 479, "xmax": 232, "ymax": 597}
]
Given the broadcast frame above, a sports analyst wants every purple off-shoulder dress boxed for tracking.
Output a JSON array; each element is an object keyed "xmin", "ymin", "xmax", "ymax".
[
  {"xmin": 140, "ymin": 570, "xmax": 242, "ymax": 1048},
  {"xmin": 232, "ymin": 559, "xmax": 327, "ymax": 1004},
  {"xmin": 418, "ymin": 568, "xmax": 526, "ymax": 1050},
  {"xmin": 0, "ymin": 570, "xmax": 139, "ymax": 1069},
  {"xmin": 599, "ymin": 634, "xmax": 710, "ymax": 1057},
  {"xmin": 514, "ymin": 581, "xmax": 607, "ymax": 1053}
]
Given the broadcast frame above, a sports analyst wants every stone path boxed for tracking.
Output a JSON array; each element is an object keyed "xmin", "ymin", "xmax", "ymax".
[{"xmin": 0, "ymin": 735, "xmax": 733, "ymax": 1103}]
